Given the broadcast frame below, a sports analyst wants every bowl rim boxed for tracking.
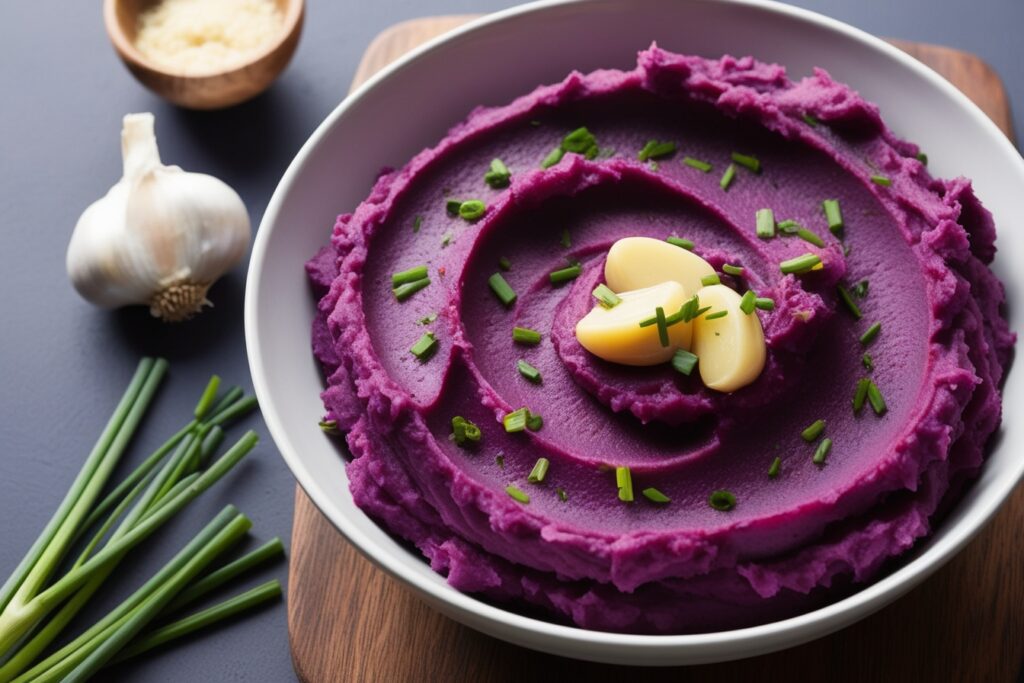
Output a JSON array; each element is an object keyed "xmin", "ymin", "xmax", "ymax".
[
  {"xmin": 245, "ymin": 0, "xmax": 1024, "ymax": 655},
  {"xmin": 102, "ymin": 0, "xmax": 305, "ymax": 79}
]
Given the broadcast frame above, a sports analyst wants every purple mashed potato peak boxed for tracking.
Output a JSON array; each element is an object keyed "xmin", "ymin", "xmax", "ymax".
[{"xmin": 305, "ymin": 45, "xmax": 1013, "ymax": 634}]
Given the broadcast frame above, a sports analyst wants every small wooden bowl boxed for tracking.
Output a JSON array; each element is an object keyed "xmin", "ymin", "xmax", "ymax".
[{"xmin": 104, "ymin": 0, "xmax": 304, "ymax": 109}]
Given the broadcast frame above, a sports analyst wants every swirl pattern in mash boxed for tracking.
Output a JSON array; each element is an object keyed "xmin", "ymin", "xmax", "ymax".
[{"xmin": 307, "ymin": 46, "xmax": 1013, "ymax": 633}]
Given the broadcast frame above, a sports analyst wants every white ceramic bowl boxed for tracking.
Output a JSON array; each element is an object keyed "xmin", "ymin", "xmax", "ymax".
[{"xmin": 245, "ymin": 0, "xmax": 1023, "ymax": 665}]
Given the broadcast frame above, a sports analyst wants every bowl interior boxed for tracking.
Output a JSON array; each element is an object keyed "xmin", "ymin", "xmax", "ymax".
[{"xmin": 246, "ymin": 0, "xmax": 1023, "ymax": 665}]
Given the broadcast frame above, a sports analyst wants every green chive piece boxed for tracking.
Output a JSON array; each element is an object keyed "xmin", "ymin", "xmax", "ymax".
[
  {"xmin": 440, "ymin": 231, "xmax": 453, "ymax": 248},
  {"xmin": 585, "ymin": 144, "xmax": 600, "ymax": 160},
  {"xmin": 720, "ymin": 163, "xmax": 737, "ymax": 190},
  {"xmin": 450, "ymin": 416, "xmax": 482, "ymax": 447},
  {"xmin": 512, "ymin": 326, "xmax": 542, "ymax": 345},
  {"xmin": 592, "ymin": 284, "xmax": 621, "ymax": 308},
  {"xmin": 496, "ymin": 454, "xmax": 505, "ymax": 469},
  {"xmin": 527, "ymin": 458, "xmax": 550, "ymax": 483},
  {"xmin": 704, "ymin": 310, "xmax": 728, "ymax": 320},
  {"xmin": 862, "ymin": 353, "xmax": 874, "ymax": 371},
  {"xmin": 318, "ymin": 419, "xmax": 339, "ymax": 435},
  {"xmin": 393, "ymin": 278, "xmax": 431, "ymax": 301},
  {"xmin": 484, "ymin": 158, "xmax": 511, "ymax": 188},
  {"xmin": 556, "ymin": 487, "xmax": 568, "ymax": 502},
  {"xmin": 722, "ymin": 264, "xmax": 744, "ymax": 276},
  {"xmin": 852, "ymin": 280, "xmax": 869, "ymax": 298},
  {"xmin": 541, "ymin": 146, "xmax": 565, "ymax": 168},
  {"xmin": 755, "ymin": 297, "xmax": 775, "ymax": 311},
  {"xmin": 446, "ymin": 198, "xmax": 463, "ymax": 215},
  {"xmin": 530, "ymin": 120, "xmax": 542, "ymax": 127},
  {"xmin": 867, "ymin": 380, "xmax": 887, "ymax": 415},
  {"xmin": 768, "ymin": 457, "xmax": 782, "ymax": 479},
  {"xmin": 682, "ymin": 157, "xmax": 712, "ymax": 172},
  {"xmin": 709, "ymin": 490, "xmax": 736, "ymax": 511},
  {"xmin": 616, "ymin": 466, "xmax": 634, "ymax": 503},
  {"xmin": 837, "ymin": 285, "xmax": 863, "ymax": 319},
  {"xmin": 560, "ymin": 228, "xmax": 572, "ymax": 248},
  {"xmin": 701, "ymin": 273, "xmax": 721, "ymax": 286},
  {"xmin": 916, "ymin": 151, "xmax": 928, "ymax": 165},
  {"xmin": 498, "ymin": 256, "xmax": 512, "ymax": 271},
  {"xmin": 679, "ymin": 295, "xmax": 702, "ymax": 323},
  {"xmin": 860, "ymin": 322, "xmax": 881, "ymax": 346},
  {"xmin": 549, "ymin": 264, "xmax": 582, "ymax": 284},
  {"xmin": 853, "ymin": 378, "xmax": 870, "ymax": 414},
  {"xmin": 562, "ymin": 127, "xmax": 596, "ymax": 153},
  {"xmin": 871, "ymin": 175, "xmax": 892, "ymax": 187},
  {"xmin": 739, "ymin": 290, "xmax": 757, "ymax": 315},
  {"xmin": 672, "ymin": 349, "xmax": 698, "ymax": 376},
  {"xmin": 756, "ymin": 208, "xmax": 776, "ymax": 239},
  {"xmin": 822, "ymin": 199, "xmax": 844, "ymax": 235},
  {"xmin": 780, "ymin": 253, "xmax": 822, "ymax": 275},
  {"xmin": 488, "ymin": 273, "xmax": 517, "ymax": 307},
  {"xmin": 731, "ymin": 152, "xmax": 761, "ymax": 173},
  {"xmin": 667, "ymin": 236, "xmax": 695, "ymax": 250},
  {"xmin": 801, "ymin": 419, "xmax": 826, "ymax": 442},
  {"xmin": 517, "ymin": 359, "xmax": 542, "ymax": 384},
  {"xmin": 506, "ymin": 485, "xmax": 530, "ymax": 504},
  {"xmin": 503, "ymin": 408, "xmax": 529, "ymax": 433},
  {"xmin": 813, "ymin": 437, "xmax": 832, "ymax": 464},
  {"xmin": 526, "ymin": 413, "xmax": 543, "ymax": 432},
  {"xmin": 642, "ymin": 487, "xmax": 670, "ymax": 504},
  {"xmin": 638, "ymin": 140, "xmax": 677, "ymax": 161},
  {"xmin": 655, "ymin": 306, "xmax": 669, "ymax": 347},
  {"xmin": 392, "ymin": 266, "xmax": 429, "ymax": 287},
  {"xmin": 795, "ymin": 227, "xmax": 825, "ymax": 248},
  {"xmin": 802, "ymin": 113, "xmax": 819, "ymax": 127},
  {"xmin": 777, "ymin": 219, "xmax": 801, "ymax": 235},
  {"xmin": 458, "ymin": 199, "xmax": 486, "ymax": 221},
  {"xmin": 410, "ymin": 332, "xmax": 438, "ymax": 361},
  {"xmin": 417, "ymin": 312, "xmax": 438, "ymax": 325},
  {"xmin": 413, "ymin": 215, "xmax": 423, "ymax": 233}
]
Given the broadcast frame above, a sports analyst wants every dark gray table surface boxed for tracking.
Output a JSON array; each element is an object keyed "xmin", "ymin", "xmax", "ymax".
[{"xmin": 1, "ymin": 1, "xmax": 1021, "ymax": 681}]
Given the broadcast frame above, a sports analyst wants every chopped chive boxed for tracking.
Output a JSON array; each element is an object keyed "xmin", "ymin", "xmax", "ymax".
[
  {"xmin": 488, "ymin": 273, "xmax": 518, "ymax": 307},
  {"xmin": 392, "ymin": 266, "xmax": 429, "ymax": 287},
  {"xmin": 484, "ymin": 158, "xmax": 511, "ymax": 188},
  {"xmin": 530, "ymin": 120, "xmax": 542, "ymax": 127},
  {"xmin": 638, "ymin": 140, "xmax": 677, "ymax": 161},
  {"xmin": 560, "ymin": 228, "xmax": 571, "ymax": 248},
  {"xmin": 592, "ymin": 284, "xmax": 621, "ymax": 308},
  {"xmin": 393, "ymin": 278, "xmax": 431, "ymax": 301},
  {"xmin": 440, "ymin": 231, "xmax": 453, "ymax": 248},
  {"xmin": 496, "ymin": 454, "xmax": 505, "ymax": 469},
  {"xmin": 526, "ymin": 412, "xmax": 543, "ymax": 432},
  {"xmin": 498, "ymin": 256, "xmax": 512, "ymax": 271},
  {"xmin": 801, "ymin": 419, "xmax": 826, "ymax": 442},
  {"xmin": 503, "ymin": 408, "xmax": 529, "ymax": 433},
  {"xmin": 813, "ymin": 437, "xmax": 832, "ymax": 464},
  {"xmin": 506, "ymin": 485, "xmax": 530, "ymax": 504},
  {"xmin": 780, "ymin": 253, "xmax": 822, "ymax": 275},
  {"xmin": 615, "ymin": 466, "xmax": 634, "ymax": 503},
  {"xmin": 642, "ymin": 487, "xmax": 670, "ymax": 504},
  {"xmin": 318, "ymin": 419, "xmax": 339, "ymax": 435},
  {"xmin": 768, "ymin": 456, "xmax": 782, "ymax": 478},
  {"xmin": 836, "ymin": 285, "xmax": 863, "ymax": 319},
  {"xmin": 722, "ymin": 264, "xmax": 744, "ymax": 276},
  {"xmin": 756, "ymin": 208, "xmax": 776, "ymax": 239},
  {"xmin": 720, "ymin": 163, "xmax": 737, "ymax": 190},
  {"xmin": 709, "ymin": 490, "xmax": 736, "ymax": 511},
  {"xmin": 867, "ymin": 380, "xmax": 887, "ymax": 415},
  {"xmin": 450, "ymin": 416, "xmax": 482, "ymax": 447},
  {"xmin": 916, "ymin": 151, "xmax": 928, "ymax": 165},
  {"xmin": 701, "ymin": 273, "xmax": 721, "ymax": 286},
  {"xmin": 852, "ymin": 280, "xmax": 869, "ymax": 298},
  {"xmin": 795, "ymin": 227, "xmax": 825, "ymax": 248},
  {"xmin": 527, "ymin": 458, "xmax": 550, "ymax": 484},
  {"xmin": 754, "ymin": 297, "xmax": 775, "ymax": 311},
  {"xmin": 458, "ymin": 199, "xmax": 486, "ymax": 221},
  {"xmin": 562, "ymin": 127, "xmax": 596, "ymax": 153},
  {"xmin": 822, "ymin": 199, "xmax": 844, "ymax": 235},
  {"xmin": 705, "ymin": 310, "xmax": 728, "ymax": 320},
  {"xmin": 739, "ymin": 290, "xmax": 757, "ymax": 315},
  {"xmin": 556, "ymin": 487, "xmax": 568, "ymax": 502},
  {"xmin": 413, "ymin": 215, "xmax": 423, "ymax": 233},
  {"xmin": 679, "ymin": 295, "xmax": 702, "ymax": 323},
  {"xmin": 410, "ymin": 332, "xmax": 438, "ymax": 361},
  {"xmin": 862, "ymin": 353, "xmax": 874, "ymax": 371},
  {"xmin": 671, "ymin": 349, "xmax": 698, "ymax": 376},
  {"xmin": 549, "ymin": 264, "xmax": 582, "ymax": 284},
  {"xmin": 871, "ymin": 175, "xmax": 892, "ymax": 187},
  {"xmin": 655, "ymin": 307, "xmax": 669, "ymax": 347},
  {"xmin": 585, "ymin": 144, "xmax": 600, "ymax": 160},
  {"xmin": 512, "ymin": 326, "xmax": 542, "ymax": 345},
  {"xmin": 682, "ymin": 157, "xmax": 712, "ymax": 172},
  {"xmin": 860, "ymin": 322, "xmax": 881, "ymax": 346},
  {"xmin": 777, "ymin": 219, "xmax": 801, "ymax": 235},
  {"xmin": 541, "ymin": 146, "xmax": 565, "ymax": 168},
  {"xmin": 693, "ymin": 305, "xmax": 711, "ymax": 318},
  {"xmin": 853, "ymin": 378, "xmax": 870, "ymax": 414},
  {"xmin": 731, "ymin": 152, "xmax": 761, "ymax": 173},
  {"xmin": 667, "ymin": 236, "xmax": 695, "ymax": 250},
  {"xmin": 802, "ymin": 113, "xmax": 819, "ymax": 127},
  {"xmin": 447, "ymin": 199, "xmax": 465, "ymax": 215},
  {"xmin": 418, "ymin": 312, "xmax": 438, "ymax": 325},
  {"xmin": 516, "ymin": 359, "xmax": 542, "ymax": 384}
]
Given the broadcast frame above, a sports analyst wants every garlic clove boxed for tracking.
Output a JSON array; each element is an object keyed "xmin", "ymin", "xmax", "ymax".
[
  {"xmin": 691, "ymin": 284, "xmax": 766, "ymax": 392},
  {"xmin": 604, "ymin": 236, "xmax": 716, "ymax": 297}
]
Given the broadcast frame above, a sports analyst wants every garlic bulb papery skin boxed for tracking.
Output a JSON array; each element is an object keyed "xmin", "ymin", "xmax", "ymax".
[{"xmin": 67, "ymin": 113, "xmax": 251, "ymax": 321}]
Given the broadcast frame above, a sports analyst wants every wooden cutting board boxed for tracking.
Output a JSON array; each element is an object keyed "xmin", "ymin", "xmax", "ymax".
[{"xmin": 289, "ymin": 16, "xmax": 1021, "ymax": 682}]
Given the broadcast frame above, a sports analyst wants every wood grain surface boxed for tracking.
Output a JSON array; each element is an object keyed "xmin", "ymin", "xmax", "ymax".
[{"xmin": 290, "ymin": 16, "xmax": 1022, "ymax": 683}]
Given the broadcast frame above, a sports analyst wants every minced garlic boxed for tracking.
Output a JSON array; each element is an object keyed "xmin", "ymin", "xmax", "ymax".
[{"xmin": 135, "ymin": 0, "xmax": 283, "ymax": 75}]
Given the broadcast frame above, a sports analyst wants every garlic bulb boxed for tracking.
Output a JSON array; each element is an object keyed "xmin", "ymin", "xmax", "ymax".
[{"xmin": 67, "ymin": 113, "xmax": 251, "ymax": 321}]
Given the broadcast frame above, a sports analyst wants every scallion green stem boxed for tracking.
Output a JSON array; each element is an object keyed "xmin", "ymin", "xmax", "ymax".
[
  {"xmin": 193, "ymin": 376, "xmax": 221, "ymax": 420},
  {"xmin": 164, "ymin": 538, "xmax": 285, "ymax": 614}
]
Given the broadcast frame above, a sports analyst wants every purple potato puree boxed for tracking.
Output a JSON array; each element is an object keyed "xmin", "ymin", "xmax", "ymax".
[{"xmin": 307, "ymin": 46, "xmax": 1013, "ymax": 633}]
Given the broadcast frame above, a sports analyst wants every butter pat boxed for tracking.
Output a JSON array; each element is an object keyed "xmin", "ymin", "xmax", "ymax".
[
  {"xmin": 691, "ymin": 285, "xmax": 766, "ymax": 392},
  {"xmin": 605, "ymin": 237, "xmax": 715, "ymax": 297},
  {"xmin": 575, "ymin": 282, "xmax": 692, "ymax": 366}
]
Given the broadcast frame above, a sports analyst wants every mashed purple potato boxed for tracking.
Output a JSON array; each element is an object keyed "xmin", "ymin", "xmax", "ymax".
[{"xmin": 307, "ymin": 46, "xmax": 1013, "ymax": 633}]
